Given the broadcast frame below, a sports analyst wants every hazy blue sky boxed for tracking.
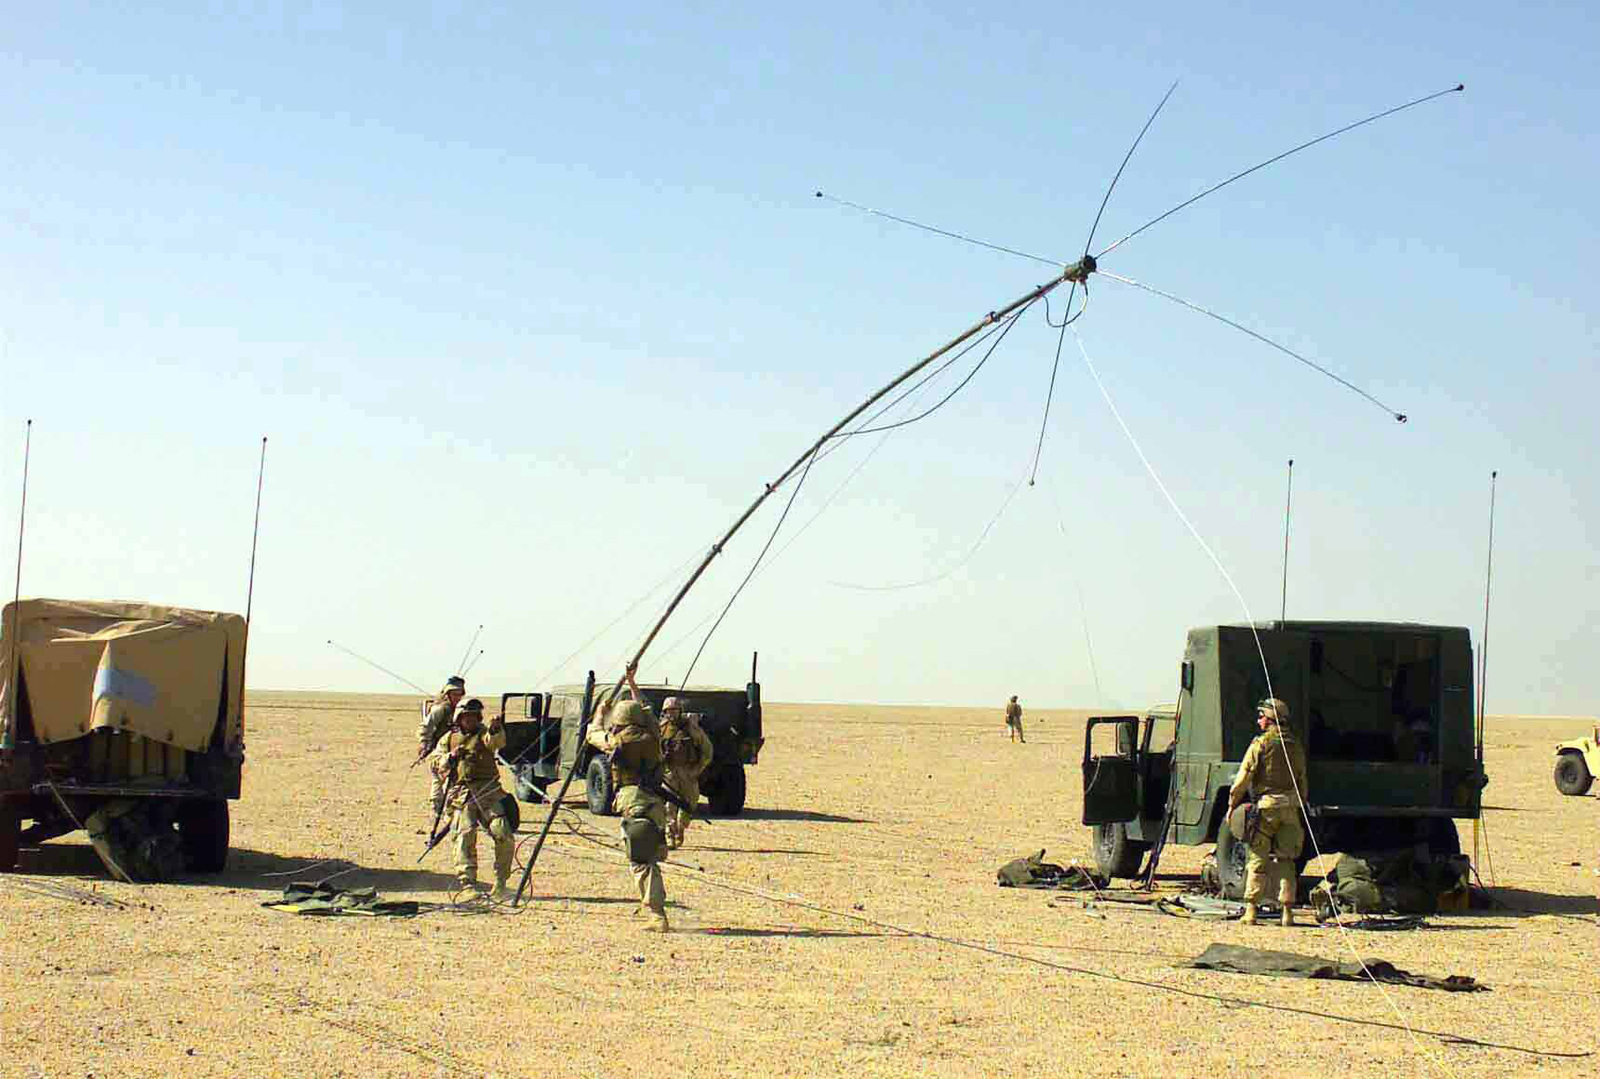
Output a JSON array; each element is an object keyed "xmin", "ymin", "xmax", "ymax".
[{"xmin": 2, "ymin": 3, "xmax": 1595, "ymax": 714}]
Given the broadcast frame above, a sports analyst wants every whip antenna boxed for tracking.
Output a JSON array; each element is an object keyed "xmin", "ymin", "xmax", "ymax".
[
  {"xmin": 456, "ymin": 624, "xmax": 483, "ymax": 677},
  {"xmin": 1473, "ymin": 469, "xmax": 1498, "ymax": 883},
  {"xmin": 1097, "ymin": 83, "xmax": 1464, "ymax": 258},
  {"xmin": 245, "ymin": 437, "xmax": 266, "ymax": 626},
  {"xmin": 327, "ymin": 639, "xmax": 428, "ymax": 695},
  {"xmin": 1280, "ymin": 458, "xmax": 1294, "ymax": 621},
  {"xmin": 4, "ymin": 420, "xmax": 31, "ymax": 752}
]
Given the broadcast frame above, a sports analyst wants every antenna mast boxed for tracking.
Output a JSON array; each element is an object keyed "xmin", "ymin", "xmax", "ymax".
[
  {"xmin": 246, "ymin": 437, "xmax": 267, "ymax": 625},
  {"xmin": 1473, "ymin": 470, "xmax": 1498, "ymax": 881}
]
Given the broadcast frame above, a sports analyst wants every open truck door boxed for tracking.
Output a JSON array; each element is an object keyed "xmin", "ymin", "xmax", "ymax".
[{"xmin": 1082, "ymin": 716, "xmax": 1141, "ymax": 825}]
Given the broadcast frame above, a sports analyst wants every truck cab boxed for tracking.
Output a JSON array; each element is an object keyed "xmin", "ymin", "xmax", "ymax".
[
  {"xmin": 497, "ymin": 667, "xmax": 764, "ymax": 818},
  {"xmin": 1082, "ymin": 622, "xmax": 1484, "ymax": 896}
]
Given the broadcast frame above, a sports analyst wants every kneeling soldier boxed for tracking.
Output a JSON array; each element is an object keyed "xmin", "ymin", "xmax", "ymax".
[
  {"xmin": 608, "ymin": 667, "xmax": 670, "ymax": 932},
  {"xmin": 1228, "ymin": 697, "xmax": 1308, "ymax": 926},
  {"xmin": 439, "ymin": 697, "xmax": 515, "ymax": 900}
]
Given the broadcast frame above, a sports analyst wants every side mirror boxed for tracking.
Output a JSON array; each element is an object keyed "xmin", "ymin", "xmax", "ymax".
[{"xmin": 1181, "ymin": 661, "xmax": 1194, "ymax": 693}]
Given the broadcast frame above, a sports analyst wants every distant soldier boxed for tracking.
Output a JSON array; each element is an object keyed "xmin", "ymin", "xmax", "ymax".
[
  {"xmin": 436, "ymin": 697, "xmax": 515, "ymax": 900},
  {"xmin": 660, "ymin": 696, "xmax": 713, "ymax": 849},
  {"xmin": 1005, "ymin": 695, "xmax": 1025, "ymax": 743},
  {"xmin": 1228, "ymin": 697, "xmax": 1308, "ymax": 926},
  {"xmin": 418, "ymin": 676, "xmax": 466, "ymax": 820},
  {"xmin": 607, "ymin": 667, "xmax": 670, "ymax": 932}
]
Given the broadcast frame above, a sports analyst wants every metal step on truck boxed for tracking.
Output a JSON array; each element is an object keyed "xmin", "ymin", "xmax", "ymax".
[
  {"xmin": 1082, "ymin": 621, "xmax": 1485, "ymax": 898},
  {"xmin": 494, "ymin": 654, "xmax": 765, "ymax": 818}
]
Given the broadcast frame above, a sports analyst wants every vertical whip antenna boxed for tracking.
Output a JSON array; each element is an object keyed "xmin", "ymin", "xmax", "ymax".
[
  {"xmin": 4, "ymin": 420, "xmax": 32, "ymax": 752},
  {"xmin": 245, "ymin": 436, "xmax": 267, "ymax": 626},
  {"xmin": 1473, "ymin": 469, "xmax": 1498, "ymax": 884},
  {"xmin": 1280, "ymin": 459, "xmax": 1294, "ymax": 621}
]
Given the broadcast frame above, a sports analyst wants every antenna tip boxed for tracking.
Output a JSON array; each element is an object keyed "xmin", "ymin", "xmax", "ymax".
[
  {"xmin": 1394, "ymin": 413, "xmax": 1408, "ymax": 423},
  {"xmin": 1453, "ymin": 83, "xmax": 1465, "ymax": 92},
  {"xmin": 814, "ymin": 190, "xmax": 824, "ymax": 198},
  {"xmin": 1490, "ymin": 469, "xmax": 1498, "ymax": 478}
]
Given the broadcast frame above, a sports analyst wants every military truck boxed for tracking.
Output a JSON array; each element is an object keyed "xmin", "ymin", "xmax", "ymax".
[
  {"xmin": 0, "ymin": 599, "xmax": 246, "ymax": 879},
  {"xmin": 496, "ymin": 661, "xmax": 763, "ymax": 818},
  {"xmin": 1552, "ymin": 726, "xmax": 1599, "ymax": 796},
  {"xmin": 1082, "ymin": 621, "xmax": 1484, "ymax": 898}
]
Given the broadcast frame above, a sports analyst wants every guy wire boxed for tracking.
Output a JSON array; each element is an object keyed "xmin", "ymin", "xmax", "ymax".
[
  {"xmin": 326, "ymin": 639, "xmax": 429, "ymax": 695},
  {"xmin": 1099, "ymin": 270, "xmax": 1407, "ymax": 422},
  {"xmin": 1096, "ymin": 83, "xmax": 1465, "ymax": 259},
  {"xmin": 1072, "ymin": 327, "xmax": 1450, "ymax": 1077},
  {"xmin": 6, "ymin": 420, "xmax": 31, "ymax": 751}
]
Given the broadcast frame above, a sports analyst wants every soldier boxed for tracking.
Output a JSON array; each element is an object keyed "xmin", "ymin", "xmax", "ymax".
[
  {"xmin": 1228, "ymin": 697, "xmax": 1308, "ymax": 926},
  {"xmin": 418, "ymin": 676, "xmax": 466, "ymax": 821},
  {"xmin": 660, "ymin": 696, "xmax": 713, "ymax": 849},
  {"xmin": 1005, "ymin": 695, "xmax": 1025, "ymax": 743},
  {"xmin": 607, "ymin": 666, "xmax": 671, "ymax": 932},
  {"xmin": 436, "ymin": 697, "xmax": 515, "ymax": 900}
]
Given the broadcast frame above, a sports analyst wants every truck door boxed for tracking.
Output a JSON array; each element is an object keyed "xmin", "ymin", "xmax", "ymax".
[{"xmin": 1082, "ymin": 716, "xmax": 1141, "ymax": 825}]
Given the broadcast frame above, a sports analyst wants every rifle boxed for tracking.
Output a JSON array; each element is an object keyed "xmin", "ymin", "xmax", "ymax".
[{"xmin": 418, "ymin": 762, "xmax": 459, "ymax": 863}]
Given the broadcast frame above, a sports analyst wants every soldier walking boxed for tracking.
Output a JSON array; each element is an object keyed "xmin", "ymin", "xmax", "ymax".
[
  {"xmin": 436, "ymin": 697, "xmax": 515, "ymax": 900},
  {"xmin": 660, "ymin": 696, "xmax": 713, "ymax": 849},
  {"xmin": 418, "ymin": 676, "xmax": 466, "ymax": 821},
  {"xmin": 606, "ymin": 666, "xmax": 671, "ymax": 932},
  {"xmin": 1228, "ymin": 697, "xmax": 1308, "ymax": 926},
  {"xmin": 1005, "ymin": 695, "xmax": 1025, "ymax": 742}
]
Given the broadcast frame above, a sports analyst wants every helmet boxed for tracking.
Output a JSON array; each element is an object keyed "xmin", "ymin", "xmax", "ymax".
[
  {"xmin": 456, "ymin": 697, "xmax": 485, "ymax": 720},
  {"xmin": 1257, "ymin": 697, "xmax": 1290, "ymax": 723},
  {"xmin": 1227, "ymin": 802, "xmax": 1257, "ymax": 841}
]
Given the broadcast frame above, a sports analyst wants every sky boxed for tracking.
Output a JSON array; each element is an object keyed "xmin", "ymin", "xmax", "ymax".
[{"xmin": 2, "ymin": 3, "xmax": 1595, "ymax": 714}]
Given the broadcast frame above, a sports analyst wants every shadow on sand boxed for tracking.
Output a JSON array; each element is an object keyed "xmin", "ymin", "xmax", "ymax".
[
  {"xmin": 737, "ymin": 808, "xmax": 873, "ymax": 824},
  {"xmin": 691, "ymin": 926, "xmax": 892, "ymax": 940},
  {"xmin": 13, "ymin": 841, "xmax": 460, "ymax": 894},
  {"xmin": 1476, "ymin": 885, "xmax": 1597, "ymax": 918}
]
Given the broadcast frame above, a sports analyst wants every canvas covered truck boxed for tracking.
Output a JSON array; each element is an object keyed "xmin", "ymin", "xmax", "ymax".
[
  {"xmin": 1552, "ymin": 726, "xmax": 1599, "ymax": 796},
  {"xmin": 0, "ymin": 599, "xmax": 246, "ymax": 880},
  {"xmin": 1082, "ymin": 621, "xmax": 1484, "ymax": 898},
  {"xmin": 496, "ymin": 662, "xmax": 764, "ymax": 818}
]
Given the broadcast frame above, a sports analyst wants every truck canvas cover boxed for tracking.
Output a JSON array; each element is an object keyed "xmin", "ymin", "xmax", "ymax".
[{"xmin": 1, "ymin": 598, "xmax": 246, "ymax": 753}]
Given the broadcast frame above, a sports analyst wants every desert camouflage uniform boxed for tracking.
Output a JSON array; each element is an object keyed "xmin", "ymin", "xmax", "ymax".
[
  {"xmin": 1230, "ymin": 724, "xmax": 1309, "ymax": 909},
  {"xmin": 661, "ymin": 710, "xmax": 713, "ymax": 848},
  {"xmin": 1005, "ymin": 698, "xmax": 1025, "ymax": 742},
  {"xmin": 419, "ymin": 695, "xmax": 459, "ymax": 817},
  {"xmin": 607, "ymin": 700, "xmax": 669, "ymax": 929},
  {"xmin": 438, "ymin": 721, "xmax": 513, "ymax": 892}
]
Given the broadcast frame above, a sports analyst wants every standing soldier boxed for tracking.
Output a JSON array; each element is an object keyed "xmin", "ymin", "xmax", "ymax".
[
  {"xmin": 1005, "ymin": 695, "xmax": 1025, "ymax": 743},
  {"xmin": 1228, "ymin": 697, "xmax": 1308, "ymax": 926},
  {"xmin": 418, "ymin": 676, "xmax": 466, "ymax": 821},
  {"xmin": 436, "ymin": 697, "xmax": 515, "ymax": 900},
  {"xmin": 660, "ymin": 696, "xmax": 713, "ymax": 849},
  {"xmin": 606, "ymin": 666, "xmax": 671, "ymax": 932}
]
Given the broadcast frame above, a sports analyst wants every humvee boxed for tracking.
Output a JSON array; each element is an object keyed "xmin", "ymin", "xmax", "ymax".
[
  {"xmin": 0, "ymin": 599, "xmax": 246, "ymax": 879},
  {"xmin": 495, "ymin": 661, "xmax": 763, "ymax": 818},
  {"xmin": 1552, "ymin": 726, "xmax": 1599, "ymax": 796},
  {"xmin": 1082, "ymin": 621, "xmax": 1484, "ymax": 898}
]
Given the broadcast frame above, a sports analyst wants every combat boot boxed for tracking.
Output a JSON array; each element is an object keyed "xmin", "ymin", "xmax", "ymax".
[
  {"xmin": 1280, "ymin": 905, "xmax": 1294, "ymax": 927},
  {"xmin": 490, "ymin": 882, "xmax": 513, "ymax": 903},
  {"xmin": 642, "ymin": 909, "xmax": 670, "ymax": 933},
  {"xmin": 1242, "ymin": 902, "xmax": 1259, "ymax": 925}
]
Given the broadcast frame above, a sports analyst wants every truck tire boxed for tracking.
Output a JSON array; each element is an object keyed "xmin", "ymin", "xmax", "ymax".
[
  {"xmin": 177, "ymin": 799, "xmax": 230, "ymax": 874},
  {"xmin": 1092, "ymin": 821, "xmax": 1150, "ymax": 880},
  {"xmin": 585, "ymin": 755, "xmax": 614, "ymax": 816},
  {"xmin": 1216, "ymin": 826, "xmax": 1249, "ymax": 900},
  {"xmin": 1554, "ymin": 752, "xmax": 1594, "ymax": 796},
  {"xmin": 0, "ymin": 805, "xmax": 18, "ymax": 872},
  {"xmin": 705, "ymin": 764, "xmax": 747, "ymax": 817}
]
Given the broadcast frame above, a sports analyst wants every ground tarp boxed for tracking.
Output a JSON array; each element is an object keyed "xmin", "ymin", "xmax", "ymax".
[
  {"xmin": 1, "ymin": 598, "xmax": 245, "ymax": 752},
  {"xmin": 1188, "ymin": 943, "xmax": 1484, "ymax": 991}
]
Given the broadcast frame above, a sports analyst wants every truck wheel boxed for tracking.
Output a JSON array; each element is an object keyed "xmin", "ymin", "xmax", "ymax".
[
  {"xmin": 0, "ymin": 805, "xmax": 19, "ymax": 871},
  {"xmin": 585, "ymin": 755, "xmax": 614, "ymax": 816},
  {"xmin": 177, "ymin": 799, "xmax": 230, "ymax": 873},
  {"xmin": 1554, "ymin": 752, "xmax": 1594, "ymax": 796},
  {"xmin": 706, "ymin": 764, "xmax": 747, "ymax": 817},
  {"xmin": 1092, "ymin": 822, "xmax": 1150, "ymax": 880},
  {"xmin": 1216, "ymin": 826, "xmax": 1248, "ymax": 900}
]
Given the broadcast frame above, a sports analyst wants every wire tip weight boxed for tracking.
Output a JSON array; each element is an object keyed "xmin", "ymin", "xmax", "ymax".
[
  {"xmin": 814, "ymin": 190, "xmax": 824, "ymax": 198},
  {"xmin": 1454, "ymin": 83, "xmax": 1465, "ymax": 92},
  {"xmin": 1393, "ymin": 413, "xmax": 1408, "ymax": 423}
]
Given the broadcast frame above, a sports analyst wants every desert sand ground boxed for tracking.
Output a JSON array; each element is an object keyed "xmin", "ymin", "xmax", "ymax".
[{"xmin": 2, "ymin": 694, "xmax": 1596, "ymax": 1078}]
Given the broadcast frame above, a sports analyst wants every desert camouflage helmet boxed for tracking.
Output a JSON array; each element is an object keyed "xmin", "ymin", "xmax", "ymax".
[
  {"xmin": 1257, "ymin": 697, "xmax": 1290, "ymax": 723},
  {"xmin": 456, "ymin": 697, "xmax": 485, "ymax": 718}
]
